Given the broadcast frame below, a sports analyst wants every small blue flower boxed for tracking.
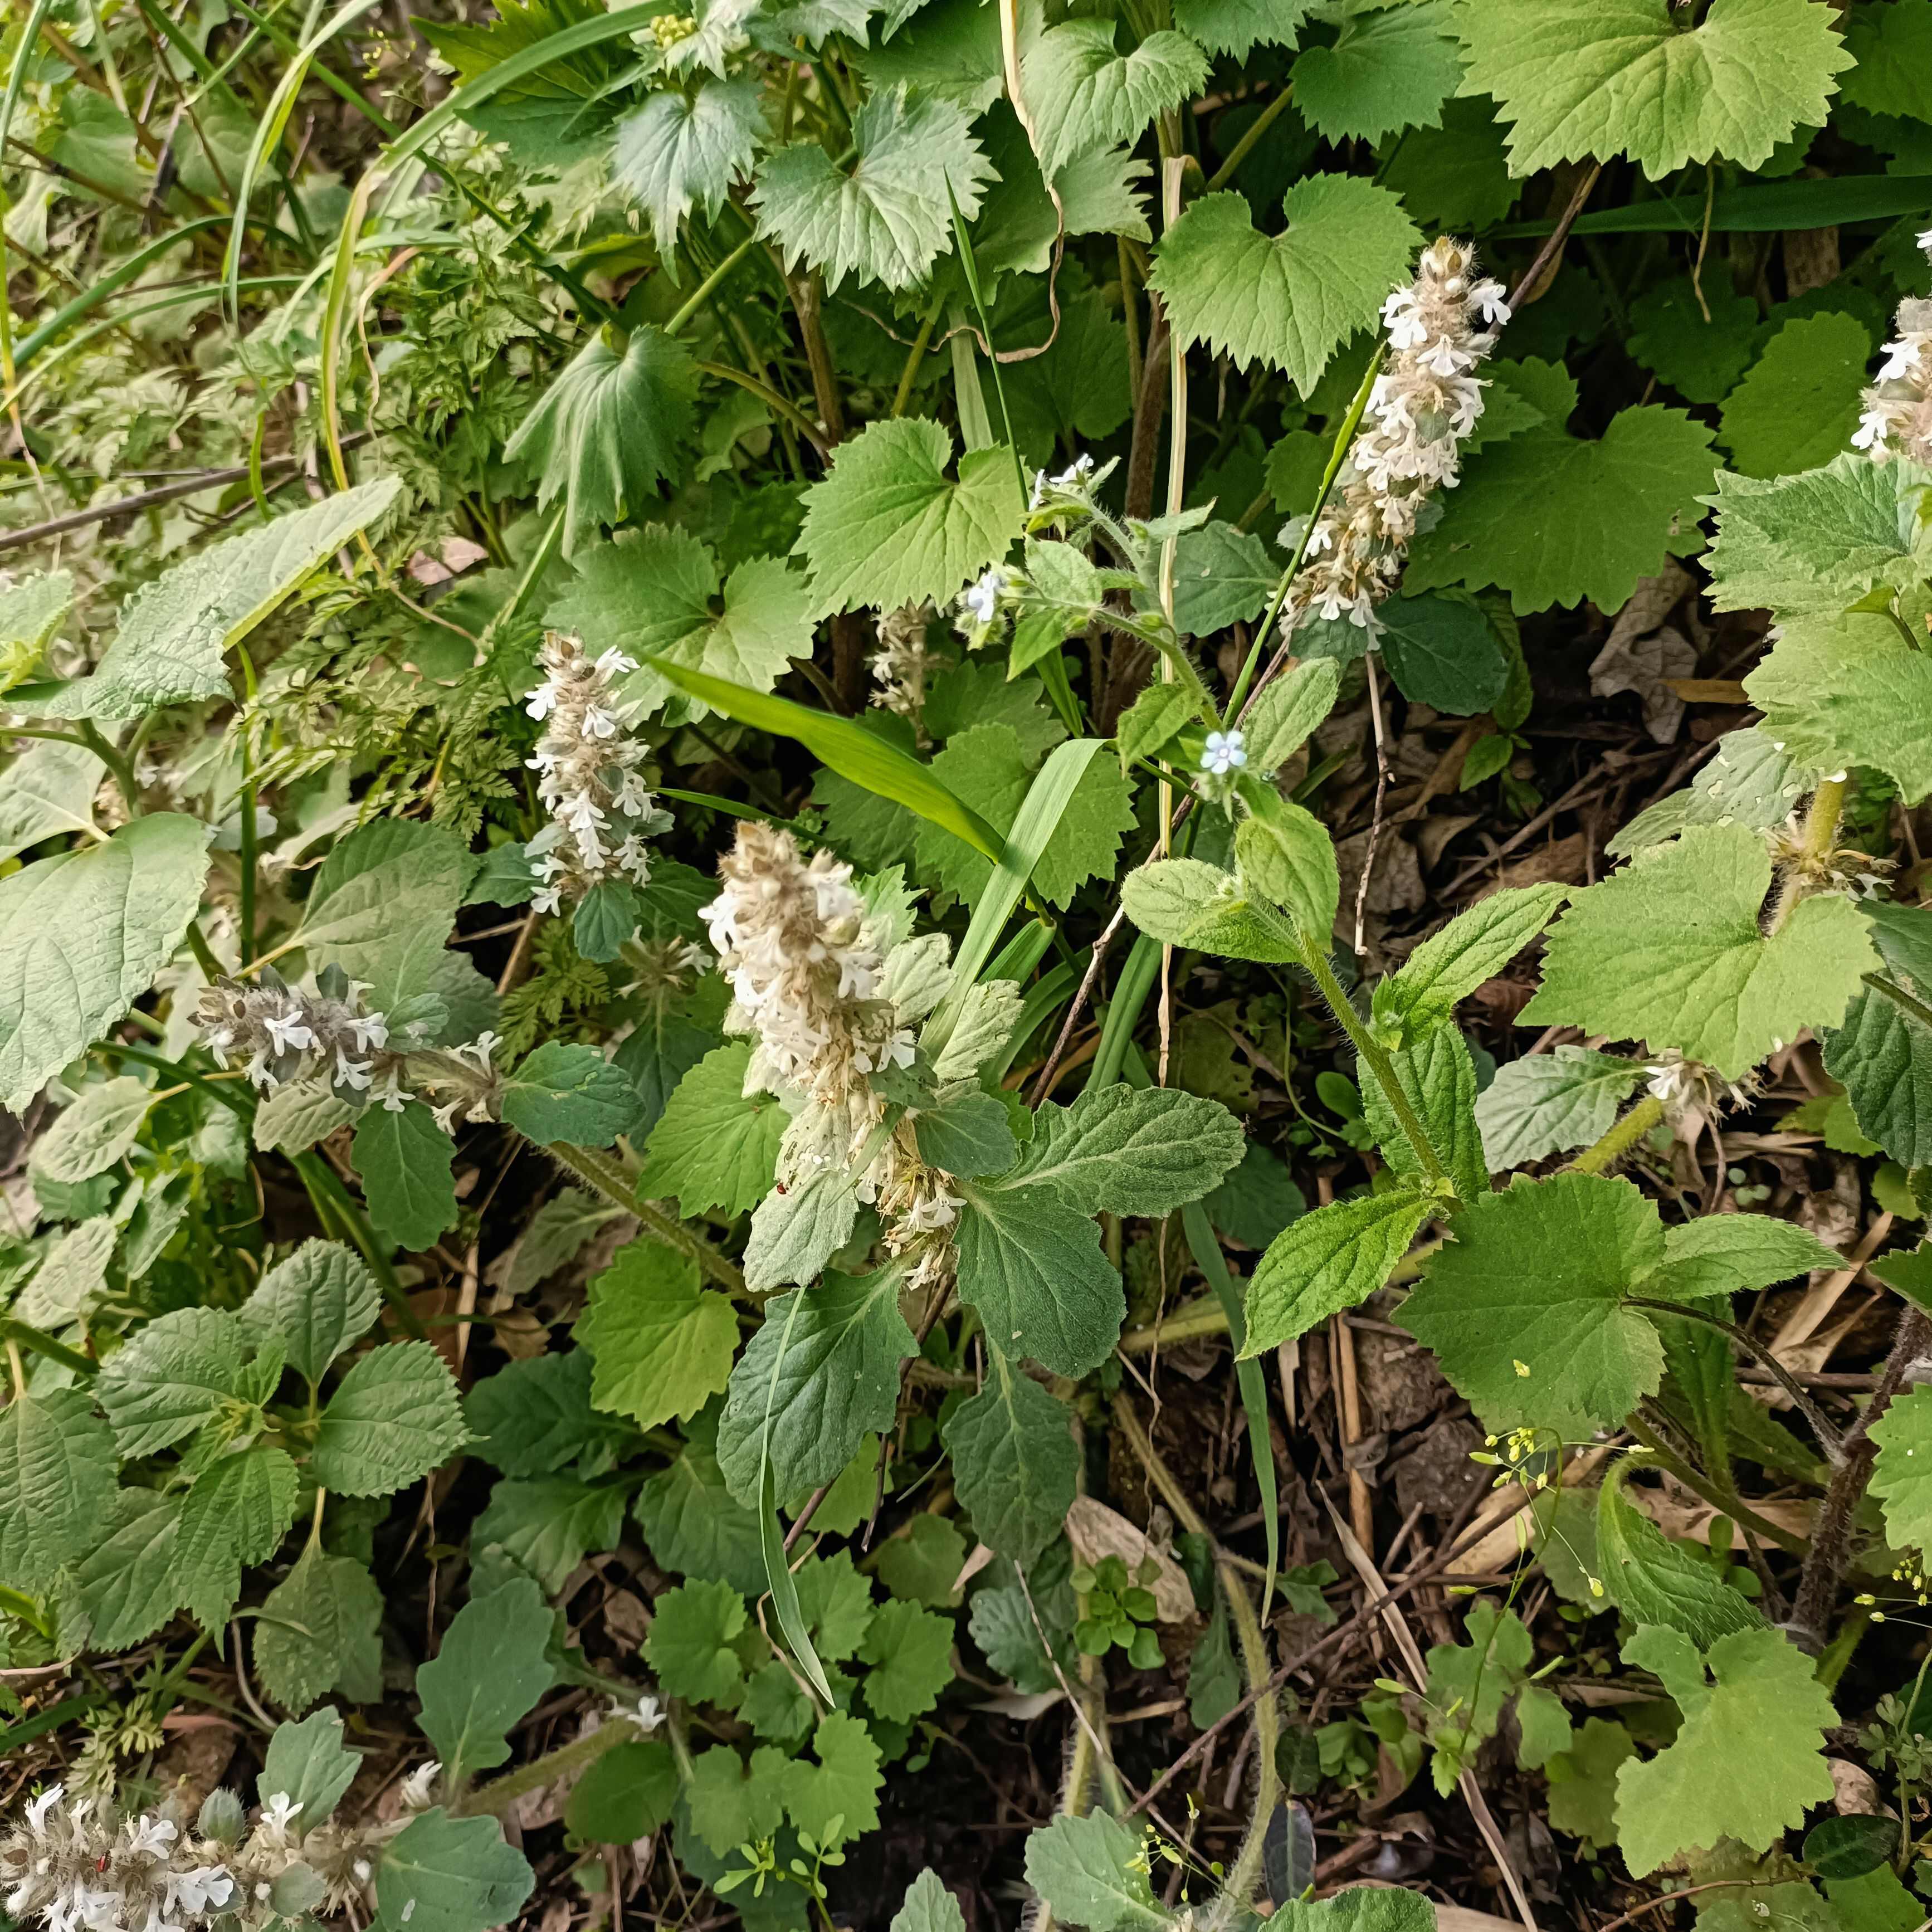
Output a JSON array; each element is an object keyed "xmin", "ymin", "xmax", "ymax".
[{"xmin": 1201, "ymin": 729, "xmax": 1247, "ymax": 777}]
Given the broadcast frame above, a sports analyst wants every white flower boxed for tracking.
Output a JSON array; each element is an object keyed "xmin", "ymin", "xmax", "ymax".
[
  {"xmin": 398, "ymin": 1763, "xmax": 442, "ymax": 1811},
  {"xmin": 1880, "ymin": 337, "xmax": 1923, "ymax": 381},
  {"xmin": 348, "ymin": 1012, "xmax": 389, "ymax": 1052},
  {"xmin": 26, "ymin": 1788, "xmax": 65, "ymax": 1835},
  {"xmin": 256, "ymin": 1795, "xmax": 303, "ymax": 1843},
  {"xmin": 334, "ymin": 1051, "xmax": 373, "ymax": 1092},
  {"xmin": 1201, "ymin": 729, "xmax": 1247, "ymax": 777},
  {"xmin": 460, "ymin": 1031, "xmax": 501, "ymax": 1071},
  {"xmin": 962, "ymin": 567, "xmax": 1006, "ymax": 626},
  {"xmin": 123, "ymin": 1819, "xmax": 177, "ymax": 1861},
  {"xmin": 617, "ymin": 1693, "xmax": 665, "ymax": 1734},
  {"xmin": 261, "ymin": 1012, "xmax": 316, "ymax": 1056}
]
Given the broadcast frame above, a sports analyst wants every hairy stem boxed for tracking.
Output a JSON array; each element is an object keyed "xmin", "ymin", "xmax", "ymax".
[
  {"xmin": 458, "ymin": 1714, "xmax": 645, "ymax": 1817},
  {"xmin": 1295, "ymin": 928, "xmax": 1450, "ymax": 1192},
  {"xmin": 1565, "ymin": 1094, "xmax": 1665, "ymax": 1176},
  {"xmin": 1769, "ymin": 775, "xmax": 1848, "ymax": 932},
  {"xmin": 549, "ymin": 1141, "xmax": 748, "ymax": 1297}
]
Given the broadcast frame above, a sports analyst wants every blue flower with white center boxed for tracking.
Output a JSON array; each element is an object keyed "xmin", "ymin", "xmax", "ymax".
[{"xmin": 1201, "ymin": 729, "xmax": 1247, "ymax": 777}]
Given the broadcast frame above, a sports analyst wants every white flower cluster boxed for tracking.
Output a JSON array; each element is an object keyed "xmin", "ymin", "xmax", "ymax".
[
  {"xmin": 0, "ymin": 1774, "xmax": 438, "ymax": 1932},
  {"xmin": 193, "ymin": 967, "xmax": 504, "ymax": 1135},
  {"xmin": 1851, "ymin": 228, "xmax": 1932, "ymax": 464},
  {"xmin": 525, "ymin": 631, "xmax": 671, "ymax": 919},
  {"xmin": 196, "ymin": 967, "xmax": 389, "ymax": 1097},
  {"xmin": 869, "ymin": 602, "xmax": 939, "ymax": 735},
  {"xmin": 704, "ymin": 823, "xmax": 910, "ymax": 1116},
  {"xmin": 702, "ymin": 823, "xmax": 963, "ymax": 1248},
  {"xmin": 1285, "ymin": 237, "xmax": 1509, "ymax": 639}
]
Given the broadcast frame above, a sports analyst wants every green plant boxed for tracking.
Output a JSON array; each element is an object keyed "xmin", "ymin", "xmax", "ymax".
[{"xmin": 11, "ymin": 0, "xmax": 1932, "ymax": 1924}]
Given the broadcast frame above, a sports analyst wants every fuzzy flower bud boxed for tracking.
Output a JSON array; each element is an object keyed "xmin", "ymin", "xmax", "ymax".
[{"xmin": 869, "ymin": 602, "xmax": 940, "ymax": 739}]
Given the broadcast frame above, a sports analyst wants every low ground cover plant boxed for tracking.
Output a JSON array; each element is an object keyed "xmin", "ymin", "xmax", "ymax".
[{"xmin": 6, "ymin": 0, "xmax": 1932, "ymax": 1926}]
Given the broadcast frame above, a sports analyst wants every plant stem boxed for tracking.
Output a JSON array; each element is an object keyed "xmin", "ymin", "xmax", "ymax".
[
  {"xmin": 1113, "ymin": 1394, "xmax": 1278, "ymax": 1921},
  {"xmin": 2, "ymin": 1316, "xmax": 97, "ymax": 1375},
  {"xmin": 1203, "ymin": 84, "xmax": 1294, "ymax": 194},
  {"xmin": 1623, "ymin": 1296, "xmax": 1843, "ymax": 1460},
  {"xmin": 666, "ymin": 234, "xmax": 762, "ymax": 338},
  {"xmin": 549, "ymin": 1141, "xmax": 749, "ymax": 1297},
  {"xmin": 1565, "ymin": 1094, "xmax": 1665, "ymax": 1176},
  {"xmin": 457, "ymin": 1714, "xmax": 646, "ymax": 1817},
  {"xmin": 1623, "ymin": 1415, "xmax": 1807, "ymax": 1558},
  {"xmin": 1295, "ymin": 927, "xmax": 1450, "ymax": 1192},
  {"xmin": 76, "ymin": 720, "xmax": 140, "ymax": 816},
  {"xmin": 1790, "ymin": 1307, "xmax": 1931, "ymax": 1649}
]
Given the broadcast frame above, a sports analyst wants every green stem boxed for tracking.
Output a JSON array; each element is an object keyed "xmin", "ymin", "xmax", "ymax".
[
  {"xmin": 2, "ymin": 1316, "xmax": 98, "ymax": 1375},
  {"xmin": 1295, "ymin": 928, "xmax": 1450, "ymax": 1192},
  {"xmin": 549, "ymin": 1142, "xmax": 749, "ymax": 1297},
  {"xmin": 1227, "ymin": 344, "xmax": 1387, "ymax": 723},
  {"xmin": 76, "ymin": 720, "xmax": 140, "ymax": 816},
  {"xmin": 1624, "ymin": 1416, "xmax": 1807, "ymax": 1557},
  {"xmin": 666, "ymin": 233, "xmax": 762, "ymax": 338},
  {"xmin": 1203, "ymin": 83, "xmax": 1294, "ymax": 194},
  {"xmin": 1565, "ymin": 1094, "xmax": 1665, "ymax": 1176},
  {"xmin": 694, "ymin": 359, "xmax": 830, "ymax": 456},
  {"xmin": 891, "ymin": 291, "xmax": 945, "ymax": 418},
  {"xmin": 99, "ymin": 1040, "xmax": 253, "ymax": 1120},
  {"xmin": 457, "ymin": 1715, "xmax": 646, "ymax": 1818}
]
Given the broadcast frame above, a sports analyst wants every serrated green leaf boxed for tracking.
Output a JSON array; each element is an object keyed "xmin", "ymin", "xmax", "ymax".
[
  {"xmin": 1825, "ymin": 982, "xmax": 1932, "ymax": 1166},
  {"xmin": 796, "ymin": 415, "xmax": 1023, "ymax": 618},
  {"xmin": 299, "ymin": 818, "xmax": 470, "ymax": 1007},
  {"xmin": 1407, "ymin": 369, "xmax": 1717, "ymax": 614},
  {"xmin": 17, "ymin": 1215, "xmax": 117, "ymax": 1330},
  {"xmin": 31, "ymin": 1076, "xmax": 151, "ymax": 1183},
  {"xmin": 1613, "ymin": 1625, "xmax": 1835, "ymax": 1875},
  {"xmin": 40, "ymin": 479, "xmax": 400, "ymax": 719},
  {"xmin": 255, "ymin": 1545, "xmax": 384, "ymax": 1714},
  {"xmin": 1519, "ymin": 823, "xmax": 1878, "ymax": 1079},
  {"xmin": 634, "ymin": 1410, "xmax": 766, "ymax": 1593},
  {"xmin": 1011, "ymin": 1082, "xmax": 1245, "ymax": 1216},
  {"xmin": 611, "ymin": 78, "xmax": 763, "ymax": 252},
  {"xmin": 1241, "ymin": 1188, "xmax": 1433, "ymax": 1355},
  {"xmin": 548, "ymin": 524, "xmax": 814, "ymax": 721},
  {"xmin": 1245, "ymin": 657, "xmax": 1343, "ymax": 771},
  {"xmin": 752, "ymin": 86, "xmax": 996, "ymax": 292},
  {"xmin": 1358, "ymin": 1026, "xmax": 1488, "ymax": 1204},
  {"xmin": 1236, "ymin": 790, "xmax": 1339, "ymax": 937},
  {"xmin": 953, "ymin": 1179, "xmax": 1122, "ymax": 1375},
  {"xmin": 714, "ymin": 1261, "xmax": 915, "ymax": 1505},
  {"xmin": 1626, "ymin": 275, "xmax": 1762, "ymax": 406},
  {"xmin": 60, "ymin": 1491, "xmax": 181, "ymax": 1650},
  {"xmin": 500, "ymin": 1041, "xmax": 648, "ymax": 1147},
  {"xmin": 0, "ymin": 1386, "xmax": 118, "ymax": 1593},
  {"xmin": 503, "ymin": 324, "xmax": 699, "ymax": 556},
  {"xmin": 1608, "ymin": 725, "xmax": 1815, "ymax": 856},
  {"xmin": 1657, "ymin": 1215, "xmax": 1840, "ymax": 1301},
  {"xmin": 96, "ymin": 1306, "xmax": 247, "ymax": 1457},
  {"xmin": 890, "ymin": 1870, "xmax": 967, "ymax": 1932},
  {"xmin": 1377, "ymin": 593, "xmax": 1510, "ymax": 717},
  {"xmin": 1401, "ymin": 1172, "xmax": 1667, "ymax": 1436},
  {"xmin": 1148, "ymin": 177, "xmax": 1419, "ymax": 393},
  {"xmin": 1372, "ymin": 883, "xmax": 1569, "ymax": 1049},
  {"xmin": 374, "ymin": 1810, "xmax": 533, "ymax": 1932},
  {"xmin": 351, "ymin": 1102, "xmax": 458, "ymax": 1252},
  {"xmin": 1843, "ymin": 0, "xmax": 1932, "ymax": 118},
  {"xmin": 416, "ymin": 1576, "xmax": 556, "ymax": 1789},
  {"xmin": 466, "ymin": 1350, "xmax": 625, "ymax": 1477},
  {"xmin": 942, "ymin": 1346, "xmax": 1078, "ymax": 1560},
  {"xmin": 1595, "ymin": 1458, "xmax": 1762, "ymax": 1647},
  {"xmin": 173, "ymin": 1445, "xmax": 301, "ymax": 1628},
  {"xmin": 1023, "ymin": 1813, "xmax": 1165, "ymax": 1932},
  {"xmin": 472, "ymin": 1474, "xmax": 628, "ymax": 1591},
  {"xmin": 858, "ymin": 1598, "xmax": 954, "ymax": 1722},
  {"xmin": 1292, "ymin": 0, "xmax": 1458, "ymax": 145},
  {"xmin": 1702, "ymin": 454, "xmax": 1932, "ymax": 618},
  {"xmin": 1458, "ymin": 0, "xmax": 1853, "ymax": 178},
  {"xmin": 1121, "ymin": 856, "xmax": 1304, "ymax": 964},
  {"xmin": 744, "ymin": 1159, "xmax": 862, "ymax": 1291},
  {"xmin": 1869, "ymin": 1385, "xmax": 1932, "ymax": 1555},
  {"xmin": 1022, "ymin": 20, "xmax": 1208, "ymax": 177},
  {"xmin": 636, "ymin": 1042, "xmax": 784, "ymax": 1217},
  {"xmin": 1115, "ymin": 681, "xmax": 1195, "ymax": 772},
  {"xmin": 1744, "ymin": 612, "xmax": 1932, "ymax": 807},
  {"xmin": 685, "ymin": 1744, "xmax": 789, "ymax": 1856},
  {"xmin": 1475, "ymin": 1047, "xmax": 1646, "ymax": 1170},
  {"xmin": 0, "ymin": 736, "xmax": 105, "ymax": 862},
  {"xmin": 914, "ymin": 1084, "xmax": 1019, "ymax": 1177},
  {"xmin": 1266, "ymin": 1888, "xmax": 1437, "ymax": 1929},
  {"xmin": 310, "ymin": 1341, "xmax": 468, "ymax": 1497},
  {"xmin": 1719, "ymin": 311, "xmax": 1873, "ymax": 479},
  {"xmin": 0, "ymin": 813, "xmax": 209, "ymax": 1111},
  {"xmin": 241, "ymin": 1241, "xmax": 381, "ymax": 1387},
  {"xmin": 645, "ymin": 1575, "xmax": 747, "ymax": 1704},
  {"xmin": 578, "ymin": 1238, "xmax": 737, "ymax": 1432}
]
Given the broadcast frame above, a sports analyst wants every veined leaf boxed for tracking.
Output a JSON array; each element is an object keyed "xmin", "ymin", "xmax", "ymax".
[{"xmin": 647, "ymin": 656, "xmax": 1006, "ymax": 861}]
